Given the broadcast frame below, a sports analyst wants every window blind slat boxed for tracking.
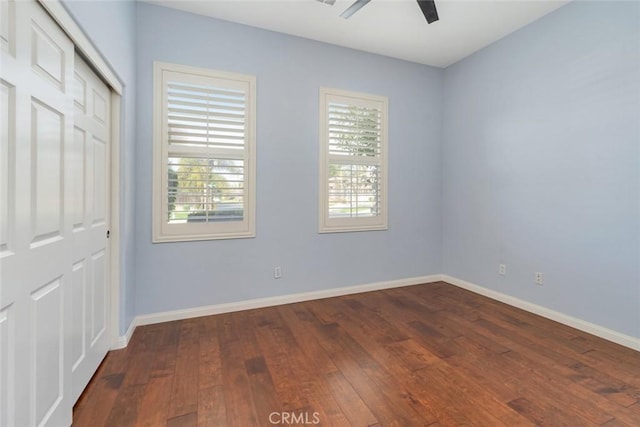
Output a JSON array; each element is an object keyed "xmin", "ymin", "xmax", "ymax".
[
  {"xmin": 328, "ymin": 123, "xmax": 380, "ymax": 132},
  {"xmin": 328, "ymin": 114, "xmax": 380, "ymax": 121},
  {"xmin": 168, "ymin": 141, "xmax": 245, "ymax": 149},
  {"xmin": 328, "ymin": 104, "xmax": 379, "ymax": 113},
  {"xmin": 167, "ymin": 98, "xmax": 246, "ymax": 113},
  {"xmin": 326, "ymin": 156, "xmax": 381, "ymax": 166},
  {"xmin": 329, "ymin": 134, "xmax": 381, "ymax": 142},
  {"xmin": 168, "ymin": 89, "xmax": 245, "ymax": 103},
  {"xmin": 168, "ymin": 114, "xmax": 245, "ymax": 129},
  {"xmin": 328, "ymin": 149, "xmax": 382, "ymax": 157},
  {"xmin": 167, "ymin": 145, "xmax": 246, "ymax": 159},
  {"xmin": 328, "ymin": 120, "xmax": 380, "ymax": 128},
  {"xmin": 168, "ymin": 82, "xmax": 244, "ymax": 98},
  {"xmin": 168, "ymin": 129, "xmax": 245, "ymax": 140},
  {"xmin": 168, "ymin": 107, "xmax": 245, "ymax": 120},
  {"xmin": 329, "ymin": 144, "xmax": 381, "ymax": 153}
]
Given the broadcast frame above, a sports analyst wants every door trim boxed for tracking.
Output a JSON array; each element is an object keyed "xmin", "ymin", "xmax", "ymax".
[{"xmin": 37, "ymin": 0, "xmax": 123, "ymax": 349}]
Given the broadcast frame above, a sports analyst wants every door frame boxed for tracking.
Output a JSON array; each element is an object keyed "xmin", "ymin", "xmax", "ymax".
[{"xmin": 37, "ymin": 0, "xmax": 124, "ymax": 349}]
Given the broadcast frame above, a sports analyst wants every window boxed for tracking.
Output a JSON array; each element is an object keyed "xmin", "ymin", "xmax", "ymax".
[
  {"xmin": 319, "ymin": 88, "xmax": 388, "ymax": 233},
  {"xmin": 153, "ymin": 62, "xmax": 256, "ymax": 242}
]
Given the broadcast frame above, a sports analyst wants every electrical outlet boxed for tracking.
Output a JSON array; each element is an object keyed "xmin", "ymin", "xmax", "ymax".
[
  {"xmin": 274, "ymin": 266, "xmax": 282, "ymax": 279},
  {"xmin": 499, "ymin": 264, "xmax": 506, "ymax": 276},
  {"xmin": 535, "ymin": 272, "xmax": 544, "ymax": 286}
]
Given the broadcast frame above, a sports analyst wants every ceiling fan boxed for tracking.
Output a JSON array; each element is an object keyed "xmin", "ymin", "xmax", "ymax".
[{"xmin": 317, "ymin": 0, "xmax": 439, "ymax": 24}]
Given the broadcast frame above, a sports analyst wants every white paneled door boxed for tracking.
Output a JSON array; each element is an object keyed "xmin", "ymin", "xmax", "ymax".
[
  {"xmin": 70, "ymin": 54, "xmax": 111, "ymax": 405},
  {"xmin": 0, "ymin": 1, "xmax": 111, "ymax": 425}
]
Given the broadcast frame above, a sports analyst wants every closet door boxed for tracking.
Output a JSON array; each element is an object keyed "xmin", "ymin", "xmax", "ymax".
[
  {"xmin": 70, "ymin": 53, "xmax": 111, "ymax": 404},
  {"xmin": 1, "ymin": 0, "xmax": 75, "ymax": 425}
]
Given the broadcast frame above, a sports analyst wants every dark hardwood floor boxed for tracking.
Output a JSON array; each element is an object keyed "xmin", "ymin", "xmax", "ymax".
[{"xmin": 73, "ymin": 282, "xmax": 640, "ymax": 426}]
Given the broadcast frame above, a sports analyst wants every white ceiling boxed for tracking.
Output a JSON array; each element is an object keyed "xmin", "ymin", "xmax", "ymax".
[{"xmin": 145, "ymin": 0, "xmax": 570, "ymax": 68}]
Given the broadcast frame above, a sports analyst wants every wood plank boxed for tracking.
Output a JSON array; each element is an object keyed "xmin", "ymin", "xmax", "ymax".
[
  {"xmin": 216, "ymin": 313, "xmax": 260, "ymax": 427},
  {"xmin": 198, "ymin": 316, "xmax": 223, "ymax": 390},
  {"xmin": 167, "ymin": 319, "xmax": 200, "ymax": 419},
  {"xmin": 277, "ymin": 304, "xmax": 339, "ymax": 375},
  {"xmin": 103, "ymin": 384, "xmax": 147, "ymax": 427},
  {"xmin": 72, "ymin": 349, "xmax": 127, "ymax": 427},
  {"xmin": 98, "ymin": 325, "xmax": 168, "ymax": 427},
  {"xmin": 125, "ymin": 325, "xmax": 165, "ymax": 386},
  {"xmin": 166, "ymin": 412, "xmax": 197, "ymax": 427},
  {"xmin": 324, "ymin": 370, "xmax": 378, "ymax": 426},
  {"xmin": 197, "ymin": 386, "xmax": 227, "ymax": 427},
  {"xmin": 135, "ymin": 375, "xmax": 173, "ymax": 427},
  {"xmin": 135, "ymin": 322, "xmax": 181, "ymax": 427},
  {"xmin": 244, "ymin": 355, "xmax": 283, "ymax": 424}
]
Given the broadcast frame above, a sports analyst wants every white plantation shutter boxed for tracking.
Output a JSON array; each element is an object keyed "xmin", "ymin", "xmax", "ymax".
[
  {"xmin": 167, "ymin": 82, "xmax": 246, "ymax": 150},
  {"xmin": 319, "ymin": 88, "xmax": 388, "ymax": 233},
  {"xmin": 153, "ymin": 62, "xmax": 256, "ymax": 242},
  {"xmin": 328, "ymin": 103, "xmax": 382, "ymax": 158}
]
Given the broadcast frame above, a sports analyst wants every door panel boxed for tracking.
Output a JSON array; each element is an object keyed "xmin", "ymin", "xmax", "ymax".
[
  {"xmin": 0, "ymin": 304, "xmax": 15, "ymax": 427},
  {"xmin": 31, "ymin": 278, "xmax": 63, "ymax": 427},
  {"xmin": 1, "ymin": 0, "xmax": 15, "ymax": 55},
  {"xmin": 70, "ymin": 260, "xmax": 86, "ymax": 372},
  {"xmin": 92, "ymin": 89, "xmax": 106, "ymax": 125},
  {"xmin": 91, "ymin": 250, "xmax": 106, "ymax": 345},
  {"xmin": 31, "ymin": 22, "xmax": 65, "ymax": 90},
  {"xmin": 71, "ymin": 127, "xmax": 86, "ymax": 231},
  {"xmin": 92, "ymin": 136, "xmax": 106, "ymax": 225},
  {"xmin": 31, "ymin": 98, "xmax": 64, "ymax": 244},
  {"xmin": 70, "ymin": 54, "xmax": 110, "ymax": 404},
  {"xmin": 0, "ymin": 80, "xmax": 14, "ymax": 257}
]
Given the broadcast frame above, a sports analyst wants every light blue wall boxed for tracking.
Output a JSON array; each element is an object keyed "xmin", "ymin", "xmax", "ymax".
[
  {"xmin": 61, "ymin": 0, "xmax": 640, "ymax": 341},
  {"xmin": 62, "ymin": 0, "xmax": 137, "ymax": 335},
  {"xmin": 133, "ymin": 3, "xmax": 443, "ymax": 315},
  {"xmin": 442, "ymin": 1, "xmax": 640, "ymax": 337}
]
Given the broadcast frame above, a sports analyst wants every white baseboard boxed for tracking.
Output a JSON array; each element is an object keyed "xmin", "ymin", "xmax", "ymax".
[
  {"xmin": 114, "ymin": 273, "xmax": 639, "ymax": 352},
  {"xmin": 116, "ymin": 274, "xmax": 444, "ymax": 346},
  {"xmin": 442, "ymin": 275, "xmax": 640, "ymax": 352},
  {"xmin": 111, "ymin": 317, "xmax": 137, "ymax": 350}
]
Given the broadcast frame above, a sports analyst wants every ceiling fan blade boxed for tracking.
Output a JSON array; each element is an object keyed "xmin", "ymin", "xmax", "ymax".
[
  {"xmin": 417, "ymin": 0, "xmax": 439, "ymax": 24},
  {"xmin": 340, "ymin": 0, "xmax": 371, "ymax": 19}
]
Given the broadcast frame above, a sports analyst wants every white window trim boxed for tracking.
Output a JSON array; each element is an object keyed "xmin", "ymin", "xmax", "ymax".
[
  {"xmin": 152, "ymin": 61, "xmax": 256, "ymax": 242},
  {"xmin": 319, "ymin": 87, "xmax": 388, "ymax": 233}
]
